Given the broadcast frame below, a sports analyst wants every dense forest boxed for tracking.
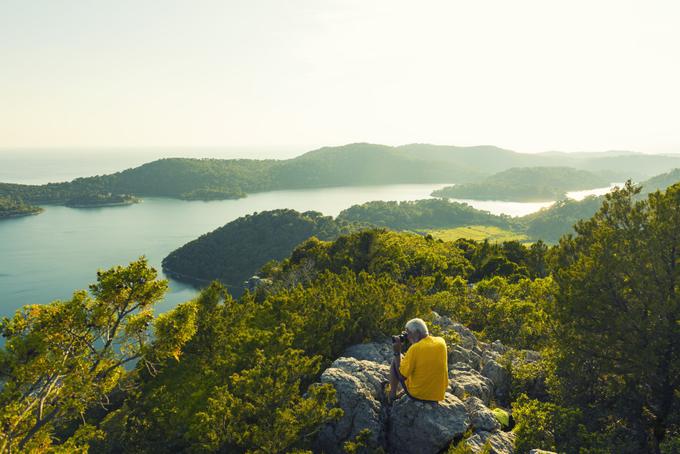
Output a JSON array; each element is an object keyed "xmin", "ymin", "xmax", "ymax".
[
  {"xmin": 3, "ymin": 144, "xmax": 680, "ymax": 209},
  {"xmin": 431, "ymin": 167, "xmax": 609, "ymax": 202},
  {"xmin": 3, "ymin": 181, "xmax": 680, "ymax": 452},
  {"xmin": 162, "ymin": 210, "xmax": 360, "ymax": 289}
]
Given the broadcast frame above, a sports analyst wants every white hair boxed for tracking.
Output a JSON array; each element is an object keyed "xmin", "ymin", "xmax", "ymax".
[{"xmin": 405, "ymin": 318, "xmax": 429, "ymax": 337}]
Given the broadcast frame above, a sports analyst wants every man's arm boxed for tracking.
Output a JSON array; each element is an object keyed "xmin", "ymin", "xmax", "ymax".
[{"xmin": 393, "ymin": 338, "xmax": 410, "ymax": 379}]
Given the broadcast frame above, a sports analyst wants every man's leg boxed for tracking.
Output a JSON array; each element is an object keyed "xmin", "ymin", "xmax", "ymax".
[{"xmin": 389, "ymin": 356, "xmax": 404, "ymax": 399}]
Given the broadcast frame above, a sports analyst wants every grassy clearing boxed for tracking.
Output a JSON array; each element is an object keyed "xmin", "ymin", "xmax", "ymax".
[{"xmin": 422, "ymin": 225, "xmax": 528, "ymax": 243}]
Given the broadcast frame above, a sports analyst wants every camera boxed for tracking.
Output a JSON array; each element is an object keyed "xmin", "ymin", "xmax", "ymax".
[{"xmin": 392, "ymin": 331, "xmax": 408, "ymax": 344}]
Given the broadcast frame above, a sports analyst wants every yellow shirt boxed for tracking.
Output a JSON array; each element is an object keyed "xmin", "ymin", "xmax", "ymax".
[{"xmin": 399, "ymin": 335, "xmax": 448, "ymax": 401}]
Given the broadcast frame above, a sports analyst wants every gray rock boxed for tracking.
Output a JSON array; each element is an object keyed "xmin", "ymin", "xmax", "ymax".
[
  {"xmin": 489, "ymin": 340, "xmax": 509, "ymax": 355},
  {"xmin": 449, "ymin": 344, "xmax": 482, "ymax": 371},
  {"xmin": 451, "ymin": 361, "xmax": 473, "ymax": 371},
  {"xmin": 464, "ymin": 397, "xmax": 501, "ymax": 432},
  {"xmin": 481, "ymin": 359, "xmax": 510, "ymax": 403},
  {"xmin": 472, "ymin": 344, "xmax": 484, "ymax": 357},
  {"xmin": 431, "ymin": 312, "xmax": 477, "ymax": 350},
  {"xmin": 529, "ymin": 450, "xmax": 557, "ymax": 454},
  {"xmin": 388, "ymin": 393, "xmax": 469, "ymax": 454},
  {"xmin": 481, "ymin": 349, "xmax": 502, "ymax": 365},
  {"xmin": 342, "ymin": 342, "xmax": 394, "ymax": 366},
  {"xmin": 316, "ymin": 357, "xmax": 390, "ymax": 453},
  {"xmin": 466, "ymin": 430, "xmax": 515, "ymax": 454},
  {"xmin": 449, "ymin": 369, "xmax": 494, "ymax": 405}
]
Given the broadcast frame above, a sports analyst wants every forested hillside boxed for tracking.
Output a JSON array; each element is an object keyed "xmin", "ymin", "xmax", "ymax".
[
  {"xmin": 432, "ymin": 167, "xmax": 609, "ymax": 202},
  {"xmin": 162, "ymin": 210, "xmax": 359, "ymax": 288},
  {"xmin": 4, "ymin": 144, "xmax": 680, "ymax": 209},
  {"xmin": 519, "ymin": 195, "xmax": 604, "ymax": 242},
  {"xmin": 2, "ymin": 182, "xmax": 680, "ymax": 452},
  {"xmin": 640, "ymin": 168, "xmax": 680, "ymax": 195}
]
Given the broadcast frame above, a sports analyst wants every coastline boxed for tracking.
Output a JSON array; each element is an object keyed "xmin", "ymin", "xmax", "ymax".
[{"xmin": 0, "ymin": 208, "xmax": 44, "ymax": 220}]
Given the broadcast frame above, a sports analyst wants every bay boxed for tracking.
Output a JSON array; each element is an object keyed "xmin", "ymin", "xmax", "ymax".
[{"xmin": 1, "ymin": 183, "xmax": 461, "ymax": 318}]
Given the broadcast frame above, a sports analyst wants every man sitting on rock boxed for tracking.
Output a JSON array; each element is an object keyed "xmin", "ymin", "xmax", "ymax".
[{"xmin": 388, "ymin": 318, "xmax": 448, "ymax": 403}]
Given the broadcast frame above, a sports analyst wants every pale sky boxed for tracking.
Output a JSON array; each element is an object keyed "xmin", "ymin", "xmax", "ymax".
[{"xmin": 1, "ymin": 0, "xmax": 678, "ymax": 154}]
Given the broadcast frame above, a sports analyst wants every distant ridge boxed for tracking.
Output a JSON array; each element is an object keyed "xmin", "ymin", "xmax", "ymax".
[{"xmin": 2, "ymin": 143, "xmax": 680, "ymax": 211}]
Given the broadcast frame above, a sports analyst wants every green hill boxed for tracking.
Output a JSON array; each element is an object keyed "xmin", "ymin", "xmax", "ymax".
[
  {"xmin": 271, "ymin": 143, "xmax": 483, "ymax": 187},
  {"xmin": 4, "ymin": 143, "xmax": 680, "ymax": 212},
  {"xmin": 520, "ymin": 195, "xmax": 604, "ymax": 242},
  {"xmin": 336, "ymin": 198, "xmax": 515, "ymax": 230},
  {"xmin": 161, "ymin": 209, "xmax": 358, "ymax": 288},
  {"xmin": 432, "ymin": 167, "xmax": 609, "ymax": 202},
  {"xmin": 639, "ymin": 168, "xmax": 680, "ymax": 195}
]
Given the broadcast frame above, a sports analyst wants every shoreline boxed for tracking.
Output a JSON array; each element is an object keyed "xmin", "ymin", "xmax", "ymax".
[{"xmin": 0, "ymin": 209, "xmax": 44, "ymax": 220}]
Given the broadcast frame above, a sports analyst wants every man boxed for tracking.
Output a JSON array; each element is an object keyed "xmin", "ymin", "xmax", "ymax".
[{"xmin": 388, "ymin": 318, "xmax": 448, "ymax": 402}]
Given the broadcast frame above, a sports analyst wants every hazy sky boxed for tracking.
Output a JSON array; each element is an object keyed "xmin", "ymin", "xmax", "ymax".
[{"xmin": 1, "ymin": 0, "xmax": 678, "ymax": 153}]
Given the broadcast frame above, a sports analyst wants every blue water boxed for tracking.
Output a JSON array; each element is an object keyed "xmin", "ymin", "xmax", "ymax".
[{"xmin": 0, "ymin": 183, "xmax": 457, "ymax": 319}]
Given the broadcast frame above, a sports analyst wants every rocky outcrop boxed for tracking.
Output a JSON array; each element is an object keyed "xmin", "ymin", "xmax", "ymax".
[
  {"xmin": 466, "ymin": 430, "xmax": 515, "ymax": 453},
  {"xmin": 448, "ymin": 344, "xmax": 482, "ymax": 370},
  {"xmin": 465, "ymin": 396, "xmax": 501, "ymax": 432},
  {"xmin": 449, "ymin": 367, "xmax": 495, "ymax": 405},
  {"xmin": 315, "ymin": 315, "xmax": 529, "ymax": 453},
  {"xmin": 480, "ymin": 350, "xmax": 511, "ymax": 405},
  {"xmin": 388, "ymin": 393, "xmax": 469, "ymax": 454},
  {"xmin": 342, "ymin": 341, "xmax": 394, "ymax": 364},
  {"xmin": 316, "ymin": 357, "xmax": 390, "ymax": 453}
]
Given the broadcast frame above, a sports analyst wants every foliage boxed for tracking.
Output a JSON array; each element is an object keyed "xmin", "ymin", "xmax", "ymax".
[
  {"xmin": 266, "ymin": 229, "xmax": 475, "ymax": 294},
  {"xmin": 550, "ymin": 181, "xmax": 680, "ymax": 451},
  {"xmin": 343, "ymin": 428, "xmax": 385, "ymax": 454},
  {"xmin": 0, "ymin": 257, "xmax": 171, "ymax": 453},
  {"xmin": 425, "ymin": 276, "xmax": 554, "ymax": 350},
  {"xmin": 511, "ymin": 394, "xmax": 600, "ymax": 454},
  {"xmin": 490, "ymin": 408, "xmax": 510, "ymax": 429}
]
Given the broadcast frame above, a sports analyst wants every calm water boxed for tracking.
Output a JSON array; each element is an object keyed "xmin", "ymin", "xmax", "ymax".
[
  {"xmin": 1, "ymin": 183, "xmax": 463, "ymax": 318},
  {"xmin": 566, "ymin": 183, "xmax": 624, "ymax": 201}
]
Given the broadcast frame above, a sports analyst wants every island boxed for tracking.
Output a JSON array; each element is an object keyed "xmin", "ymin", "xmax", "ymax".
[{"xmin": 0, "ymin": 195, "xmax": 43, "ymax": 219}]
